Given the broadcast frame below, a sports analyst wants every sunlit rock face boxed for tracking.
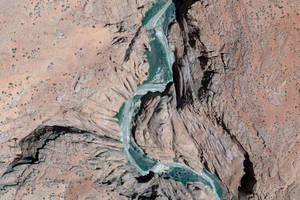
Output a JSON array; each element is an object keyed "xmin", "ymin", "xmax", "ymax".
[
  {"xmin": 165, "ymin": 0, "xmax": 299, "ymax": 199},
  {"xmin": 0, "ymin": 0, "xmax": 299, "ymax": 200}
]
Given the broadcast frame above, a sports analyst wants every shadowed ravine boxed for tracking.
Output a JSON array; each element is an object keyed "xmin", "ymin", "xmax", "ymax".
[
  {"xmin": 116, "ymin": 0, "xmax": 225, "ymax": 199},
  {"xmin": 0, "ymin": 0, "xmax": 298, "ymax": 199}
]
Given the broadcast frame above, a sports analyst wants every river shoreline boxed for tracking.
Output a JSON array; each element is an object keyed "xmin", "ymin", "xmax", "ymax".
[{"xmin": 116, "ymin": 0, "xmax": 225, "ymax": 199}]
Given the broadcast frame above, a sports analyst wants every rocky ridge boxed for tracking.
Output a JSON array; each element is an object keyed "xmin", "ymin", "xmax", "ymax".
[
  {"xmin": 0, "ymin": 0, "xmax": 299, "ymax": 200},
  {"xmin": 134, "ymin": 0, "xmax": 299, "ymax": 199}
]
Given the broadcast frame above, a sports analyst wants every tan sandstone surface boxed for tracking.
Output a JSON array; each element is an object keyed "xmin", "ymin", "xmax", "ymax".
[
  {"xmin": 0, "ymin": 0, "xmax": 152, "ymax": 199},
  {"xmin": 0, "ymin": 0, "xmax": 299, "ymax": 199},
  {"xmin": 134, "ymin": 0, "xmax": 299, "ymax": 199}
]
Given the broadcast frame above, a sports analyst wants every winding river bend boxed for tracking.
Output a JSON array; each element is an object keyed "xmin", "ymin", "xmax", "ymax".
[{"xmin": 116, "ymin": 0, "xmax": 225, "ymax": 199}]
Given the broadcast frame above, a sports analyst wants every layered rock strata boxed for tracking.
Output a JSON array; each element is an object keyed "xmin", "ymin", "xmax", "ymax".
[
  {"xmin": 0, "ymin": 0, "xmax": 299, "ymax": 199},
  {"xmin": 134, "ymin": 0, "xmax": 299, "ymax": 199}
]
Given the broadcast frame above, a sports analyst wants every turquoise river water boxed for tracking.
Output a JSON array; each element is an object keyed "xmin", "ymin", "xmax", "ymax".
[{"xmin": 116, "ymin": 0, "xmax": 226, "ymax": 199}]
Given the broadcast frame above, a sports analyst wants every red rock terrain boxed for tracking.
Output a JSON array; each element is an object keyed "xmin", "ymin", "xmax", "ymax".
[{"xmin": 0, "ymin": 0, "xmax": 299, "ymax": 199}]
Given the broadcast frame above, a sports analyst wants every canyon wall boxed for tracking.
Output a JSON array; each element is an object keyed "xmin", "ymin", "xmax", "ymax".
[{"xmin": 0, "ymin": 0, "xmax": 299, "ymax": 199}]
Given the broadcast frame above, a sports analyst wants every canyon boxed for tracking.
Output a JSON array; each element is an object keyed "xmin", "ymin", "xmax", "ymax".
[{"xmin": 0, "ymin": 0, "xmax": 299, "ymax": 199}]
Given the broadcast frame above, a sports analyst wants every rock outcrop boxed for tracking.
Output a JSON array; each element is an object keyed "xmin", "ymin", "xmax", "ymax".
[
  {"xmin": 134, "ymin": 0, "xmax": 299, "ymax": 199},
  {"xmin": 0, "ymin": 0, "xmax": 299, "ymax": 199}
]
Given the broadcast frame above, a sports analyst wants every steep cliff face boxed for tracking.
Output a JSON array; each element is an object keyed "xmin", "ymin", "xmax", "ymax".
[
  {"xmin": 177, "ymin": 1, "xmax": 299, "ymax": 199},
  {"xmin": 134, "ymin": 0, "xmax": 299, "ymax": 199},
  {"xmin": 0, "ymin": 0, "xmax": 299, "ymax": 199},
  {"xmin": 0, "ymin": 0, "xmax": 221, "ymax": 199},
  {"xmin": 0, "ymin": 0, "xmax": 172, "ymax": 199}
]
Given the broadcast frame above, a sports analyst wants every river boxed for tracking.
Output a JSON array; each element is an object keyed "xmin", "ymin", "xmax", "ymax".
[{"xmin": 116, "ymin": 0, "xmax": 225, "ymax": 199}]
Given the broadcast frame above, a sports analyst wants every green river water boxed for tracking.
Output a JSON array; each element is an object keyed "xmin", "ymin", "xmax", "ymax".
[{"xmin": 116, "ymin": 0, "xmax": 226, "ymax": 199}]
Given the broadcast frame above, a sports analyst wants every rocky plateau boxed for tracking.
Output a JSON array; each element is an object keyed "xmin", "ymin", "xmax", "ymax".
[{"xmin": 0, "ymin": 0, "xmax": 299, "ymax": 199}]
